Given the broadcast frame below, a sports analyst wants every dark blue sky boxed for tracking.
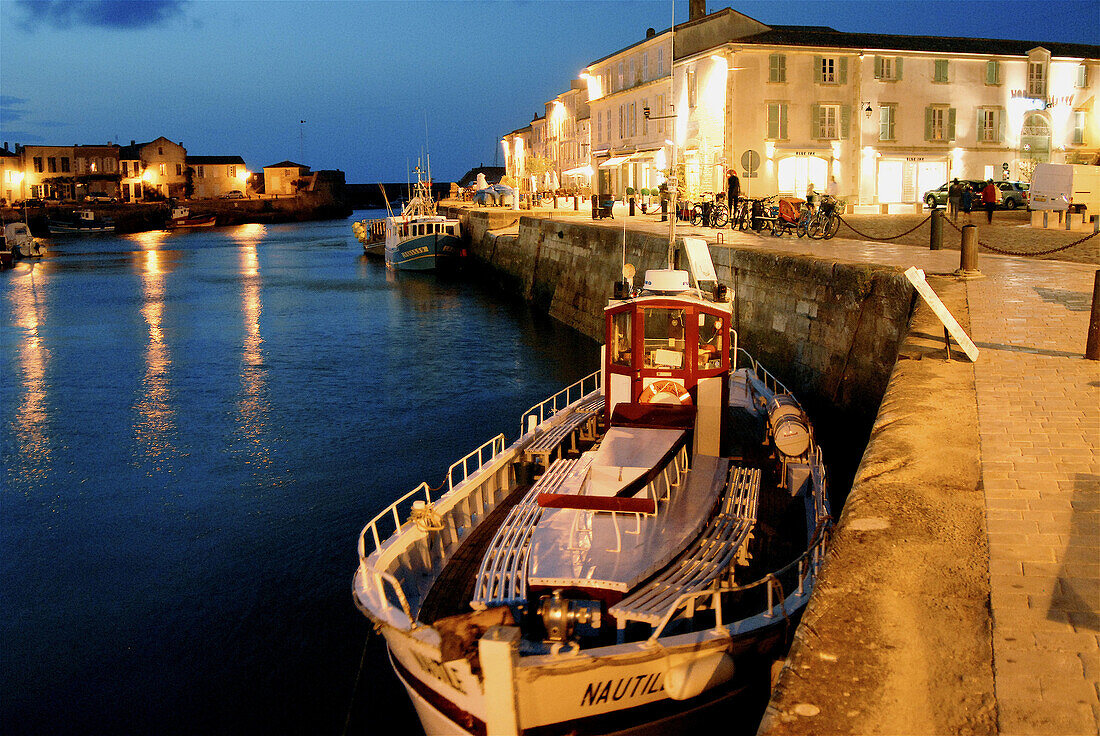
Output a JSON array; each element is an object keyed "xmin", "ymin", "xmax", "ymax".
[{"xmin": 1, "ymin": 1, "xmax": 1096, "ymax": 183}]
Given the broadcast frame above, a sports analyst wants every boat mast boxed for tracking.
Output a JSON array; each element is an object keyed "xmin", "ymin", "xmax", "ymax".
[{"xmin": 667, "ymin": 0, "xmax": 677, "ymax": 270}]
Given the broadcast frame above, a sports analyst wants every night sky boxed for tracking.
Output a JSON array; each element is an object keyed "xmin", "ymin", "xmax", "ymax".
[{"xmin": 1, "ymin": 0, "xmax": 1097, "ymax": 184}]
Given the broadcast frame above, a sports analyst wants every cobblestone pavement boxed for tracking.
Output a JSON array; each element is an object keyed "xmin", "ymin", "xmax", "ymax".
[{"xmin": 494, "ymin": 203, "xmax": 1100, "ymax": 734}]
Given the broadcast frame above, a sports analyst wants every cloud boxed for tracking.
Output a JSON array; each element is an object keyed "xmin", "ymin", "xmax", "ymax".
[
  {"xmin": 15, "ymin": 0, "xmax": 188, "ymax": 30},
  {"xmin": 1, "ymin": 96, "xmax": 30, "ymax": 123}
]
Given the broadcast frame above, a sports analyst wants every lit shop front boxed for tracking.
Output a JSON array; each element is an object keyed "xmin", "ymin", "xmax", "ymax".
[{"xmin": 874, "ymin": 156, "xmax": 948, "ymax": 205}]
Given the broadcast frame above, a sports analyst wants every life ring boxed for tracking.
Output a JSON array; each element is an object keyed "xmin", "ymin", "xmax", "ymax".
[{"xmin": 639, "ymin": 380, "xmax": 692, "ymax": 405}]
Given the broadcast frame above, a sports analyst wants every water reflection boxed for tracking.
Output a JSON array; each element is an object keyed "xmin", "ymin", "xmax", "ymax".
[
  {"xmin": 133, "ymin": 246, "xmax": 179, "ymax": 466},
  {"xmin": 229, "ymin": 223, "xmax": 267, "ymax": 246},
  {"xmin": 7, "ymin": 262, "xmax": 52, "ymax": 480},
  {"xmin": 238, "ymin": 244, "xmax": 271, "ymax": 475}
]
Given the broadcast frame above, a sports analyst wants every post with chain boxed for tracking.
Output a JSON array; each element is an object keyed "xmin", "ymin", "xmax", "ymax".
[
  {"xmin": 1086, "ymin": 270, "xmax": 1100, "ymax": 361},
  {"xmin": 958, "ymin": 224, "xmax": 980, "ymax": 278},
  {"xmin": 930, "ymin": 207, "xmax": 943, "ymax": 250}
]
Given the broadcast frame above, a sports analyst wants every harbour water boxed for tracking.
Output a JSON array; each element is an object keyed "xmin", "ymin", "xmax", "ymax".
[{"xmin": 0, "ymin": 215, "xmax": 599, "ymax": 735}]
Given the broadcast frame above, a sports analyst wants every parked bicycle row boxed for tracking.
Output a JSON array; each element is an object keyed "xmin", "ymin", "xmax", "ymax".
[{"xmin": 673, "ymin": 193, "xmax": 843, "ymax": 239}]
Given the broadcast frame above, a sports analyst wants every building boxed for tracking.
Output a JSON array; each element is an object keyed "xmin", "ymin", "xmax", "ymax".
[
  {"xmin": 501, "ymin": 2, "xmax": 1098, "ymax": 209},
  {"xmin": 19, "ymin": 145, "xmax": 77, "ymax": 200},
  {"xmin": 262, "ymin": 161, "xmax": 310, "ymax": 196},
  {"xmin": 72, "ymin": 144, "xmax": 122, "ymax": 199},
  {"xmin": 119, "ymin": 137, "xmax": 188, "ymax": 201},
  {"xmin": 1, "ymin": 145, "xmax": 22, "ymax": 203},
  {"xmin": 187, "ymin": 155, "xmax": 248, "ymax": 199}
]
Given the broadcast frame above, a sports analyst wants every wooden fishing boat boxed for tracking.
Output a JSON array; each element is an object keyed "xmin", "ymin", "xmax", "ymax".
[
  {"xmin": 166, "ymin": 207, "xmax": 217, "ymax": 229},
  {"xmin": 47, "ymin": 209, "xmax": 115, "ymax": 234}
]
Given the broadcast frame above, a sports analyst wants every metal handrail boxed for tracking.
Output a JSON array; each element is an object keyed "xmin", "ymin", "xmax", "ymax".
[
  {"xmin": 448, "ymin": 434, "xmax": 506, "ymax": 493},
  {"xmin": 357, "ymin": 481, "xmax": 433, "ymax": 563},
  {"xmin": 735, "ymin": 347, "xmax": 795, "ymax": 401},
  {"xmin": 519, "ymin": 369, "xmax": 602, "ymax": 437},
  {"xmin": 648, "ymin": 516, "xmax": 832, "ymax": 642}
]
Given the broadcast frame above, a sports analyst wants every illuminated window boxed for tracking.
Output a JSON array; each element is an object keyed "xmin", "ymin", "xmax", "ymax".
[
  {"xmin": 1027, "ymin": 62, "xmax": 1046, "ymax": 96},
  {"xmin": 1076, "ymin": 64, "xmax": 1089, "ymax": 88},
  {"xmin": 159, "ymin": 163, "xmax": 166, "ymax": 175},
  {"xmin": 820, "ymin": 57, "xmax": 836, "ymax": 83},
  {"xmin": 986, "ymin": 59, "xmax": 1001, "ymax": 85},
  {"xmin": 924, "ymin": 106, "xmax": 955, "ymax": 142},
  {"xmin": 879, "ymin": 104, "xmax": 896, "ymax": 141},
  {"xmin": 698, "ymin": 313, "xmax": 723, "ymax": 370},
  {"xmin": 611, "ymin": 311, "xmax": 632, "ymax": 367},
  {"xmin": 933, "ymin": 59, "xmax": 949, "ymax": 83},
  {"xmin": 767, "ymin": 102, "xmax": 788, "ymax": 140},
  {"xmin": 197, "ymin": 166, "xmax": 204, "ymax": 178},
  {"xmin": 769, "ymin": 54, "xmax": 786, "ymax": 83},
  {"xmin": 978, "ymin": 109, "xmax": 1000, "ymax": 143},
  {"xmin": 815, "ymin": 105, "xmax": 840, "ymax": 139},
  {"xmin": 644, "ymin": 308, "xmax": 685, "ymax": 369},
  {"xmin": 874, "ymin": 56, "xmax": 900, "ymax": 80},
  {"xmin": 1073, "ymin": 111, "xmax": 1086, "ymax": 145}
]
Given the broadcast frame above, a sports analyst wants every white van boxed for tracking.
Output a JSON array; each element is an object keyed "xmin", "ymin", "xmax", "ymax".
[{"xmin": 1029, "ymin": 163, "xmax": 1100, "ymax": 213}]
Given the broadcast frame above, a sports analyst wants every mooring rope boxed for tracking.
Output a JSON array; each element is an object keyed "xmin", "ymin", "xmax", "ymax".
[
  {"xmin": 340, "ymin": 626, "xmax": 373, "ymax": 736},
  {"xmin": 835, "ymin": 212, "xmax": 933, "ymax": 241},
  {"xmin": 943, "ymin": 215, "xmax": 1098, "ymax": 257}
]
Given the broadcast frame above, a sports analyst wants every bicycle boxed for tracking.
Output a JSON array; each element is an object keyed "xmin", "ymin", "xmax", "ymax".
[
  {"xmin": 806, "ymin": 194, "xmax": 841, "ymax": 239},
  {"xmin": 731, "ymin": 197, "xmax": 752, "ymax": 230}
]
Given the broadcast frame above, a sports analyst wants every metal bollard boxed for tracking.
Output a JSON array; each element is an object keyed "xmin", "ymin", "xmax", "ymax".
[
  {"xmin": 591, "ymin": 194, "xmax": 598, "ymax": 220},
  {"xmin": 930, "ymin": 208, "xmax": 943, "ymax": 250},
  {"xmin": 573, "ymin": 195, "xmax": 578, "ymax": 211},
  {"xmin": 958, "ymin": 224, "xmax": 980, "ymax": 277},
  {"xmin": 1086, "ymin": 270, "xmax": 1100, "ymax": 361}
]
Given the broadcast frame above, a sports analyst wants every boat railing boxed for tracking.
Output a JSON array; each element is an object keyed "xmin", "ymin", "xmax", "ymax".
[
  {"xmin": 734, "ymin": 347, "xmax": 797, "ymax": 404},
  {"xmin": 448, "ymin": 434, "xmax": 507, "ymax": 493},
  {"xmin": 519, "ymin": 369, "xmax": 602, "ymax": 438}
]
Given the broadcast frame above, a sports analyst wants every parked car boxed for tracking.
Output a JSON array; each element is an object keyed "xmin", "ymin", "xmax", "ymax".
[
  {"xmin": 996, "ymin": 181, "xmax": 1029, "ymax": 209},
  {"xmin": 923, "ymin": 180, "xmax": 986, "ymax": 208},
  {"xmin": 220, "ymin": 190, "xmax": 245, "ymax": 199},
  {"xmin": 84, "ymin": 192, "xmax": 117, "ymax": 203}
]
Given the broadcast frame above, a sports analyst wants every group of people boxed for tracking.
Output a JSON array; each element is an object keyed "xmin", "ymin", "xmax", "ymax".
[
  {"xmin": 947, "ymin": 178, "xmax": 1000, "ymax": 224},
  {"xmin": 725, "ymin": 170, "xmax": 839, "ymax": 214}
]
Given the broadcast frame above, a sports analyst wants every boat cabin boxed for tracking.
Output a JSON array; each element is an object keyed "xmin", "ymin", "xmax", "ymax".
[
  {"xmin": 604, "ymin": 269, "xmax": 732, "ymax": 457},
  {"xmin": 388, "ymin": 217, "xmax": 458, "ymax": 240}
]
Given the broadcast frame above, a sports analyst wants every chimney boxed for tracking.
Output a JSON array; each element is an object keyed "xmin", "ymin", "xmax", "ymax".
[
  {"xmin": 689, "ymin": 0, "xmax": 706, "ymax": 20},
  {"xmin": 131, "ymin": 140, "xmax": 136, "ymax": 146},
  {"xmin": 646, "ymin": 27, "xmax": 655, "ymax": 38}
]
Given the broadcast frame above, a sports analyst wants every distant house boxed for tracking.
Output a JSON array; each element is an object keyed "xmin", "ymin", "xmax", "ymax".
[
  {"xmin": 1, "ymin": 146, "xmax": 21, "ymax": 203},
  {"xmin": 73, "ymin": 143, "xmax": 122, "ymax": 199},
  {"xmin": 263, "ymin": 161, "xmax": 310, "ymax": 196},
  {"xmin": 187, "ymin": 155, "xmax": 248, "ymax": 199},
  {"xmin": 118, "ymin": 137, "xmax": 188, "ymax": 201},
  {"xmin": 19, "ymin": 145, "xmax": 77, "ymax": 200},
  {"xmin": 457, "ymin": 165, "xmax": 506, "ymax": 188}
]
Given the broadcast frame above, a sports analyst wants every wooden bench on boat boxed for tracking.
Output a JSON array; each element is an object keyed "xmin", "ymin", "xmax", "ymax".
[
  {"xmin": 471, "ymin": 455, "xmax": 593, "ymax": 610},
  {"xmin": 608, "ymin": 464, "xmax": 761, "ymax": 632},
  {"xmin": 524, "ymin": 399, "xmax": 604, "ymax": 467}
]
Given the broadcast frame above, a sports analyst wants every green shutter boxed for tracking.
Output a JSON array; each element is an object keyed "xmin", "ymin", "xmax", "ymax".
[
  {"xmin": 986, "ymin": 60, "xmax": 999, "ymax": 85},
  {"xmin": 998, "ymin": 110, "xmax": 1005, "ymax": 143},
  {"xmin": 875, "ymin": 56, "xmax": 884, "ymax": 79},
  {"xmin": 1077, "ymin": 64, "xmax": 1088, "ymax": 88},
  {"xmin": 778, "ymin": 55, "xmax": 786, "ymax": 82},
  {"xmin": 896, "ymin": 57, "xmax": 903, "ymax": 80},
  {"xmin": 769, "ymin": 55, "xmax": 777, "ymax": 82},
  {"xmin": 811, "ymin": 104, "xmax": 821, "ymax": 137},
  {"xmin": 840, "ymin": 105, "xmax": 851, "ymax": 139},
  {"xmin": 780, "ymin": 104, "xmax": 788, "ymax": 138},
  {"xmin": 767, "ymin": 103, "xmax": 778, "ymax": 138},
  {"xmin": 948, "ymin": 108, "xmax": 956, "ymax": 141},
  {"xmin": 935, "ymin": 59, "xmax": 949, "ymax": 83},
  {"xmin": 977, "ymin": 111, "xmax": 984, "ymax": 143},
  {"xmin": 838, "ymin": 57, "xmax": 848, "ymax": 84},
  {"xmin": 924, "ymin": 107, "xmax": 933, "ymax": 141},
  {"xmin": 813, "ymin": 56, "xmax": 822, "ymax": 83}
]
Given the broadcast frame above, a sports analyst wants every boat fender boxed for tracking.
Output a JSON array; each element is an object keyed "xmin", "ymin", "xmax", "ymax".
[
  {"xmin": 664, "ymin": 651, "xmax": 735, "ymax": 701},
  {"xmin": 639, "ymin": 380, "xmax": 692, "ymax": 405},
  {"xmin": 409, "ymin": 500, "xmax": 444, "ymax": 532}
]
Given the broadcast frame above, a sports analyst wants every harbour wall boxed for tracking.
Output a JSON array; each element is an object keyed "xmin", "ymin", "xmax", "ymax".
[{"xmin": 448, "ymin": 206, "xmax": 997, "ymax": 733}]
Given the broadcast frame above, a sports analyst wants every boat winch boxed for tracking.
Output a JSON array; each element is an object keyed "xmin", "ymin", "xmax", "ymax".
[{"xmin": 538, "ymin": 590, "xmax": 602, "ymax": 642}]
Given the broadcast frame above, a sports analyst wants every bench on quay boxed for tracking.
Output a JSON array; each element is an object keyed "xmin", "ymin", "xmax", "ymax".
[
  {"xmin": 609, "ymin": 464, "xmax": 761, "ymax": 631},
  {"xmin": 472, "ymin": 456, "xmax": 593, "ymax": 609},
  {"xmin": 525, "ymin": 401, "xmax": 603, "ymax": 467}
]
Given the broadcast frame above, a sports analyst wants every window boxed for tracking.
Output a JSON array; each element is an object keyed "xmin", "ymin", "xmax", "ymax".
[
  {"xmin": 643, "ymin": 308, "xmax": 685, "ymax": 369},
  {"xmin": 611, "ymin": 311, "xmax": 632, "ymax": 367},
  {"xmin": 874, "ymin": 56, "xmax": 901, "ymax": 80},
  {"xmin": 977, "ymin": 109, "xmax": 1001, "ymax": 143},
  {"xmin": 641, "ymin": 52, "xmax": 649, "ymax": 82},
  {"xmin": 821, "ymin": 57, "xmax": 835, "ymax": 83},
  {"xmin": 655, "ymin": 94, "xmax": 665, "ymax": 134},
  {"xmin": 766, "ymin": 102, "xmax": 788, "ymax": 139},
  {"xmin": 698, "ymin": 313, "xmax": 723, "ymax": 370},
  {"xmin": 47, "ymin": 157, "xmax": 57, "ymax": 173},
  {"xmin": 629, "ymin": 102, "xmax": 636, "ymax": 136},
  {"xmin": 60, "ymin": 157, "xmax": 70, "ymax": 172},
  {"xmin": 90, "ymin": 160, "xmax": 98, "ymax": 173},
  {"xmin": 597, "ymin": 112, "xmax": 603, "ymax": 142},
  {"xmin": 933, "ymin": 59, "xmax": 949, "ymax": 83},
  {"xmin": 159, "ymin": 163, "xmax": 166, "ymax": 175},
  {"xmin": 986, "ymin": 59, "xmax": 1001, "ymax": 85},
  {"xmin": 814, "ymin": 55, "xmax": 846, "ymax": 84},
  {"xmin": 122, "ymin": 162, "xmax": 129, "ymax": 177},
  {"xmin": 1076, "ymin": 64, "xmax": 1089, "ymax": 88},
  {"xmin": 1073, "ymin": 111, "xmax": 1086, "ymax": 145},
  {"xmin": 228, "ymin": 165, "xmax": 236, "ymax": 178},
  {"xmin": 629, "ymin": 58, "xmax": 636, "ymax": 86},
  {"xmin": 879, "ymin": 104, "xmax": 896, "ymax": 141},
  {"xmin": 158, "ymin": 146, "xmax": 164, "ymax": 155},
  {"xmin": 687, "ymin": 67, "xmax": 697, "ymax": 108},
  {"xmin": 617, "ymin": 61, "xmax": 624, "ymax": 91},
  {"xmin": 769, "ymin": 54, "xmax": 786, "ymax": 83},
  {"xmin": 1027, "ymin": 62, "xmax": 1045, "ymax": 96},
  {"xmin": 107, "ymin": 159, "xmax": 115, "ymax": 173},
  {"xmin": 33, "ymin": 157, "xmax": 42, "ymax": 173},
  {"xmin": 815, "ymin": 104, "xmax": 839, "ymax": 139},
  {"xmin": 657, "ymin": 47, "xmax": 664, "ymax": 77},
  {"xmin": 618, "ymin": 105, "xmax": 624, "ymax": 139},
  {"xmin": 924, "ymin": 106, "xmax": 956, "ymax": 141}
]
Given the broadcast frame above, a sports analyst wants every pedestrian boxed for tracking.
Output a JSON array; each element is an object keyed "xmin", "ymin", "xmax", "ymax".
[
  {"xmin": 805, "ymin": 182, "xmax": 816, "ymax": 211},
  {"xmin": 981, "ymin": 179, "xmax": 997, "ymax": 223},
  {"xmin": 960, "ymin": 183, "xmax": 973, "ymax": 221},
  {"xmin": 726, "ymin": 169, "xmax": 740, "ymax": 225},
  {"xmin": 827, "ymin": 175, "xmax": 839, "ymax": 199},
  {"xmin": 947, "ymin": 178, "xmax": 961, "ymax": 222}
]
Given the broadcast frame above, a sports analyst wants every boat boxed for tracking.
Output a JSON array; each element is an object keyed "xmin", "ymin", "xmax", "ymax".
[
  {"xmin": 351, "ymin": 217, "xmax": 386, "ymax": 259},
  {"xmin": 352, "ymin": 236, "xmax": 831, "ymax": 734},
  {"xmin": 166, "ymin": 207, "xmax": 217, "ymax": 229},
  {"xmin": 382, "ymin": 168, "xmax": 463, "ymax": 271},
  {"xmin": 4, "ymin": 222, "xmax": 45, "ymax": 258},
  {"xmin": 47, "ymin": 209, "xmax": 115, "ymax": 234}
]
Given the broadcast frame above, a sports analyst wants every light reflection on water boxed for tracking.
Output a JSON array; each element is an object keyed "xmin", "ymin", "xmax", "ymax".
[{"xmin": 0, "ymin": 217, "xmax": 599, "ymax": 735}]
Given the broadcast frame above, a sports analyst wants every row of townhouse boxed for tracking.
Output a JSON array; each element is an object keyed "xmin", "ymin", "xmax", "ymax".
[
  {"xmin": 0, "ymin": 136, "xmax": 312, "ymax": 205},
  {"xmin": 502, "ymin": 2, "xmax": 1099, "ymax": 210}
]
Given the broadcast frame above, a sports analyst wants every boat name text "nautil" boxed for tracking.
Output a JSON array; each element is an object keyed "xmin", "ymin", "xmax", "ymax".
[
  {"xmin": 404, "ymin": 246, "xmax": 430, "ymax": 257},
  {"xmin": 410, "ymin": 651, "xmax": 467, "ymax": 695},
  {"xmin": 580, "ymin": 672, "xmax": 664, "ymax": 707}
]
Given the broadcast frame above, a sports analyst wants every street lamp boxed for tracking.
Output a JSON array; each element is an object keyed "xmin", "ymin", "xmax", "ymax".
[{"xmin": 863, "ymin": 102, "xmax": 874, "ymax": 118}]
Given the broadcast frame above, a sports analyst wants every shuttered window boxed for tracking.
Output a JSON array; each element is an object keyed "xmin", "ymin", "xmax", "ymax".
[
  {"xmin": 924, "ymin": 107, "xmax": 956, "ymax": 141},
  {"xmin": 986, "ymin": 60, "xmax": 1000, "ymax": 85},
  {"xmin": 766, "ymin": 103, "xmax": 788, "ymax": 140},
  {"xmin": 933, "ymin": 59, "xmax": 949, "ymax": 83},
  {"xmin": 879, "ymin": 104, "xmax": 896, "ymax": 141},
  {"xmin": 769, "ymin": 54, "xmax": 786, "ymax": 83}
]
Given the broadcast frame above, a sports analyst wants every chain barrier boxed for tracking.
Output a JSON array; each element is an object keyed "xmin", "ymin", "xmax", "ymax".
[
  {"xmin": 836, "ymin": 213, "xmax": 932, "ymax": 241},
  {"xmin": 943, "ymin": 215, "xmax": 1098, "ymax": 257}
]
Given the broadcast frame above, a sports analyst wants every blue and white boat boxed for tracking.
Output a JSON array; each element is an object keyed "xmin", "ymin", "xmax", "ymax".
[{"xmin": 384, "ymin": 169, "xmax": 463, "ymax": 271}]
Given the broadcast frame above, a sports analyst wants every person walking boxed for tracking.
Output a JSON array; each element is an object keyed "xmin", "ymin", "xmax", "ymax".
[
  {"xmin": 960, "ymin": 183, "xmax": 974, "ymax": 221},
  {"xmin": 981, "ymin": 179, "xmax": 997, "ymax": 224},
  {"xmin": 827, "ymin": 175, "xmax": 839, "ymax": 199},
  {"xmin": 805, "ymin": 181, "xmax": 817, "ymax": 211},
  {"xmin": 947, "ymin": 178, "xmax": 962, "ymax": 222},
  {"xmin": 726, "ymin": 169, "xmax": 740, "ymax": 227}
]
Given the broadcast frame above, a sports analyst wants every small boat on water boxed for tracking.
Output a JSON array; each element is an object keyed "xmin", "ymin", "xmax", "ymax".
[
  {"xmin": 352, "ymin": 238, "xmax": 831, "ymax": 734},
  {"xmin": 166, "ymin": 207, "xmax": 217, "ymax": 229},
  {"xmin": 3, "ymin": 222, "xmax": 45, "ymax": 258},
  {"xmin": 383, "ymin": 168, "xmax": 463, "ymax": 270},
  {"xmin": 351, "ymin": 217, "xmax": 386, "ymax": 259},
  {"xmin": 47, "ymin": 209, "xmax": 115, "ymax": 234}
]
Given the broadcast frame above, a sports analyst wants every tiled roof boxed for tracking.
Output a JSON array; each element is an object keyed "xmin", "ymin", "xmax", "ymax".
[
  {"xmin": 187, "ymin": 155, "xmax": 246, "ymax": 165},
  {"xmin": 264, "ymin": 160, "xmax": 308, "ymax": 169}
]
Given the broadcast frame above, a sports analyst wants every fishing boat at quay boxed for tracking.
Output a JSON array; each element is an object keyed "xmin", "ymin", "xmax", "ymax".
[
  {"xmin": 47, "ymin": 209, "xmax": 115, "ymax": 234},
  {"xmin": 3, "ymin": 221, "xmax": 44, "ymax": 258},
  {"xmin": 352, "ymin": 237, "xmax": 831, "ymax": 734},
  {"xmin": 351, "ymin": 167, "xmax": 462, "ymax": 270},
  {"xmin": 165, "ymin": 206, "xmax": 217, "ymax": 229}
]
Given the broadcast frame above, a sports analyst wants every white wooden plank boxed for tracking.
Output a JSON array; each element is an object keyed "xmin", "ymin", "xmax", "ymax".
[{"xmin": 904, "ymin": 267, "xmax": 980, "ymax": 363}]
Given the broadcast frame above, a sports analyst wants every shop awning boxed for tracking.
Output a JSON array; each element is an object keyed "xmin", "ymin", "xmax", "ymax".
[
  {"xmin": 562, "ymin": 166, "xmax": 592, "ymax": 176},
  {"xmin": 628, "ymin": 148, "xmax": 661, "ymax": 161},
  {"xmin": 598, "ymin": 156, "xmax": 631, "ymax": 169}
]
